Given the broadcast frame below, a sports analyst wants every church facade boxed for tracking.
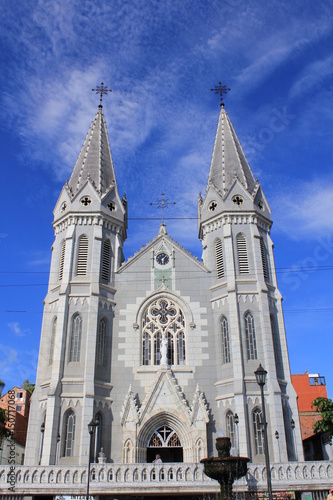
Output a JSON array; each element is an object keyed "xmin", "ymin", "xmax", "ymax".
[{"xmin": 24, "ymin": 100, "xmax": 304, "ymax": 473}]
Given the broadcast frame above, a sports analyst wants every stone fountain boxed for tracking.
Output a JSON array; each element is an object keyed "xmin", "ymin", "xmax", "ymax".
[{"xmin": 201, "ymin": 436, "xmax": 249, "ymax": 499}]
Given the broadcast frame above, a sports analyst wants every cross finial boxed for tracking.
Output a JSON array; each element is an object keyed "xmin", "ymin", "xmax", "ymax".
[
  {"xmin": 150, "ymin": 193, "xmax": 176, "ymax": 224},
  {"xmin": 211, "ymin": 82, "xmax": 230, "ymax": 107},
  {"xmin": 92, "ymin": 82, "xmax": 112, "ymax": 107}
]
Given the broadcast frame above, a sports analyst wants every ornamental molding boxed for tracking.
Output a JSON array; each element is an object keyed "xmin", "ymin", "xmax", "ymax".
[
  {"xmin": 53, "ymin": 213, "xmax": 124, "ymax": 236},
  {"xmin": 68, "ymin": 297, "xmax": 89, "ymax": 307},
  {"xmin": 237, "ymin": 294, "xmax": 259, "ymax": 304},
  {"xmin": 201, "ymin": 212, "xmax": 271, "ymax": 236},
  {"xmin": 60, "ymin": 398, "xmax": 82, "ymax": 408},
  {"xmin": 95, "ymin": 399, "xmax": 112, "ymax": 411},
  {"xmin": 99, "ymin": 298, "xmax": 115, "ymax": 311},
  {"xmin": 211, "ymin": 296, "xmax": 228, "ymax": 309},
  {"xmin": 120, "ymin": 369, "xmax": 209, "ymax": 431}
]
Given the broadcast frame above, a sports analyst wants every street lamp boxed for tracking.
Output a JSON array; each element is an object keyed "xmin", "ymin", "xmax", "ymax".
[
  {"xmin": 255, "ymin": 364, "xmax": 272, "ymax": 500},
  {"xmin": 291, "ymin": 418, "xmax": 297, "ymax": 461},
  {"xmin": 234, "ymin": 413, "xmax": 239, "ymax": 456},
  {"xmin": 87, "ymin": 418, "xmax": 99, "ymax": 500},
  {"xmin": 55, "ymin": 433, "xmax": 60, "ymax": 465},
  {"xmin": 275, "ymin": 431, "xmax": 281, "ymax": 462},
  {"xmin": 38, "ymin": 422, "xmax": 45, "ymax": 465}
]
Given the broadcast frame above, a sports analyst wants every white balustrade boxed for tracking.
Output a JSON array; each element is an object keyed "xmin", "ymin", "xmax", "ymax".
[{"xmin": 0, "ymin": 461, "xmax": 332, "ymax": 495}]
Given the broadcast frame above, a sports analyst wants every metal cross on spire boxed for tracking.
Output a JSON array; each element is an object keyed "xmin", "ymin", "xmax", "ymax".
[
  {"xmin": 211, "ymin": 82, "xmax": 230, "ymax": 107},
  {"xmin": 149, "ymin": 193, "xmax": 176, "ymax": 224},
  {"xmin": 92, "ymin": 82, "xmax": 112, "ymax": 107}
]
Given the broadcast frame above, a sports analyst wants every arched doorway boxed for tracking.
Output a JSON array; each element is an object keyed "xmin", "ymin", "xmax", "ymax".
[{"xmin": 147, "ymin": 425, "xmax": 183, "ymax": 463}]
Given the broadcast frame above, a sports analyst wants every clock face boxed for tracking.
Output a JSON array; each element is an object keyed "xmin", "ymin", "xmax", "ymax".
[{"xmin": 156, "ymin": 252, "xmax": 170, "ymax": 265}]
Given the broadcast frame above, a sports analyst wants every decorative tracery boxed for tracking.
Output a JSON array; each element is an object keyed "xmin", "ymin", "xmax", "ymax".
[
  {"xmin": 148, "ymin": 426, "xmax": 182, "ymax": 448},
  {"xmin": 142, "ymin": 298, "xmax": 186, "ymax": 366}
]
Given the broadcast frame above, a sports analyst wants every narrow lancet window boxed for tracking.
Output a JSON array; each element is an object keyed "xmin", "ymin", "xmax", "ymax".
[
  {"xmin": 221, "ymin": 316, "xmax": 231, "ymax": 364},
  {"xmin": 70, "ymin": 314, "xmax": 82, "ymax": 362},
  {"xmin": 245, "ymin": 312, "xmax": 257, "ymax": 360}
]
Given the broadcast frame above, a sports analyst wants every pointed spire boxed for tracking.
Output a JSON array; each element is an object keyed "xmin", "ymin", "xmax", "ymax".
[
  {"xmin": 208, "ymin": 106, "xmax": 256, "ymax": 196},
  {"xmin": 68, "ymin": 108, "xmax": 117, "ymax": 197}
]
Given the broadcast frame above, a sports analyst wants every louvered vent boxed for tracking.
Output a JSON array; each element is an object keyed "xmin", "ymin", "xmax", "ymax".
[
  {"xmin": 76, "ymin": 235, "xmax": 88, "ymax": 276},
  {"xmin": 215, "ymin": 239, "xmax": 224, "ymax": 279},
  {"xmin": 59, "ymin": 240, "xmax": 66, "ymax": 281},
  {"xmin": 260, "ymin": 237, "xmax": 269, "ymax": 280},
  {"xmin": 236, "ymin": 234, "xmax": 249, "ymax": 274},
  {"xmin": 101, "ymin": 239, "xmax": 111, "ymax": 281}
]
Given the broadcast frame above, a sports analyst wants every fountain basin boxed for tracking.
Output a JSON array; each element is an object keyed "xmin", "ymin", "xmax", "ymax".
[
  {"xmin": 201, "ymin": 455, "xmax": 250, "ymax": 482},
  {"xmin": 201, "ymin": 437, "xmax": 250, "ymax": 498}
]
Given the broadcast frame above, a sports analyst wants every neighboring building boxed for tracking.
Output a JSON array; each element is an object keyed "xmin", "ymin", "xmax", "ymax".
[
  {"xmin": 291, "ymin": 372, "xmax": 333, "ymax": 461},
  {"xmin": 0, "ymin": 387, "xmax": 31, "ymax": 464},
  {"xmin": 24, "ymin": 99, "xmax": 304, "ymax": 487}
]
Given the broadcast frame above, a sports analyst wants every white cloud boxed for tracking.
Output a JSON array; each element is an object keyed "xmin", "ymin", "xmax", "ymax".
[
  {"xmin": 272, "ymin": 180, "xmax": 333, "ymax": 239},
  {"xmin": 8, "ymin": 322, "xmax": 29, "ymax": 337}
]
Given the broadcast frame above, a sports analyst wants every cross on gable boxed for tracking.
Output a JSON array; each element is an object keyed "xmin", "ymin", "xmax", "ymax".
[
  {"xmin": 209, "ymin": 201, "xmax": 217, "ymax": 211},
  {"xmin": 232, "ymin": 196, "xmax": 243, "ymax": 206},
  {"xmin": 81, "ymin": 196, "xmax": 92, "ymax": 206},
  {"xmin": 108, "ymin": 201, "xmax": 116, "ymax": 211}
]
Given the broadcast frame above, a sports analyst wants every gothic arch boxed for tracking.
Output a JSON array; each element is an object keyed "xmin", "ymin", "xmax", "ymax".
[
  {"xmin": 135, "ymin": 290, "xmax": 195, "ymax": 329},
  {"xmin": 137, "ymin": 411, "xmax": 194, "ymax": 463}
]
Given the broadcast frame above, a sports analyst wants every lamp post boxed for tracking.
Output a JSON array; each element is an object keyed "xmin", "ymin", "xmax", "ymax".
[
  {"xmin": 55, "ymin": 433, "xmax": 60, "ymax": 465},
  {"xmin": 255, "ymin": 364, "xmax": 272, "ymax": 500},
  {"xmin": 275, "ymin": 431, "xmax": 281, "ymax": 463},
  {"xmin": 38, "ymin": 422, "xmax": 45, "ymax": 465},
  {"xmin": 234, "ymin": 413, "xmax": 239, "ymax": 456},
  {"xmin": 291, "ymin": 418, "xmax": 297, "ymax": 461},
  {"xmin": 87, "ymin": 418, "xmax": 98, "ymax": 500}
]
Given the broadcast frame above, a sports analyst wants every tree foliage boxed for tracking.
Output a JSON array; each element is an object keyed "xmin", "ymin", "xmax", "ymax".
[
  {"xmin": 22, "ymin": 379, "xmax": 35, "ymax": 394},
  {"xmin": 0, "ymin": 407, "xmax": 11, "ymax": 440},
  {"xmin": 312, "ymin": 397, "xmax": 333, "ymax": 438}
]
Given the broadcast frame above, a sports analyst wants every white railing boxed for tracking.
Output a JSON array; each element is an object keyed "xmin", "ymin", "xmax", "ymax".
[{"xmin": 0, "ymin": 461, "xmax": 332, "ymax": 496}]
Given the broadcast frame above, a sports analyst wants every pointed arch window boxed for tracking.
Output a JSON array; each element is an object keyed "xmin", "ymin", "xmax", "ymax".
[
  {"xmin": 215, "ymin": 238, "xmax": 224, "ymax": 279},
  {"xmin": 260, "ymin": 236, "xmax": 269, "ymax": 281},
  {"xmin": 236, "ymin": 233, "xmax": 249, "ymax": 274},
  {"xmin": 253, "ymin": 408, "xmax": 264, "ymax": 455},
  {"xmin": 49, "ymin": 317, "xmax": 57, "ymax": 365},
  {"xmin": 70, "ymin": 314, "xmax": 82, "ymax": 362},
  {"xmin": 226, "ymin": 411, "xmax": 235, "ymax": 448},
  {"xmin": 64, "ymin": 410, "xmax": 76, "ymax": 457},
  {"xmin": 97, "ymin": 319, "xmax": 107, "ymax": 367},
  {"xmin": 245, "ymin": 312, "xmax": 257, "ymax": 360},
  {"xmin": 101, "ymin": 239, "xmax": 111, "ymax": 282},
  {"xmin": 76, "ymin": 235, "xmax": 88, "ymax": 276},
  {"xmin": 220, "ymin": 316, "xmax": 230, "ymax": 364},
  {"xmin": 59, "ymin": 240, "xmax": 66, "ymax": 281},
  {"xmin": 143, "ymin": 331, "xmax": 151, "ymax": 365},
  {"xmin": 142, "ymin": 298, "xmax": 186, "ymax": 366},
  {"xmin": 270, "ymin": 314, "xmax": 284, "ymax": 379}
]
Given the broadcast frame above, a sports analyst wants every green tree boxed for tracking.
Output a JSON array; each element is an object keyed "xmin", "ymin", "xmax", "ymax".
[
  {"xmin": 312, "ymin": 397, "xmax": 333, "ymax": 438},
  {"xmin": 22, "ymin": 379, "xmax": 35, "ymax": 394},
  {"xmin": 0, "ymin": 407, "xmax": 11, "ymax": 440}
]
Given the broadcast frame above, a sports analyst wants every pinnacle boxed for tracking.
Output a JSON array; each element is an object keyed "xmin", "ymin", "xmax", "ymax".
[{"xmin": 68, "ymin": 108, "xmax": 117, "ymax": 197}]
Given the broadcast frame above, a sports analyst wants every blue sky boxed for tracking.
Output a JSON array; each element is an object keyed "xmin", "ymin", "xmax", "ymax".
[{"xmin": 0, "ymin": 0, "xmax": 333, "ymax": 398}]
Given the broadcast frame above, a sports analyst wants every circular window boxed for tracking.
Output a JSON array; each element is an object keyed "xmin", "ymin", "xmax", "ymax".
[{"xmin": 232, "ymin": 195, "xmax": 244, "ymax": 206}]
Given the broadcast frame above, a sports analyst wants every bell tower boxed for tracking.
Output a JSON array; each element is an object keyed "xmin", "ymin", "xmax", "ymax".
[
  {"xmin": 198, "ymin": 93, "xmax": 303, "ymax": 463},
  {"xmin": 25, "ymin": 98, "xmax": 127, "ymax": 466}
]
